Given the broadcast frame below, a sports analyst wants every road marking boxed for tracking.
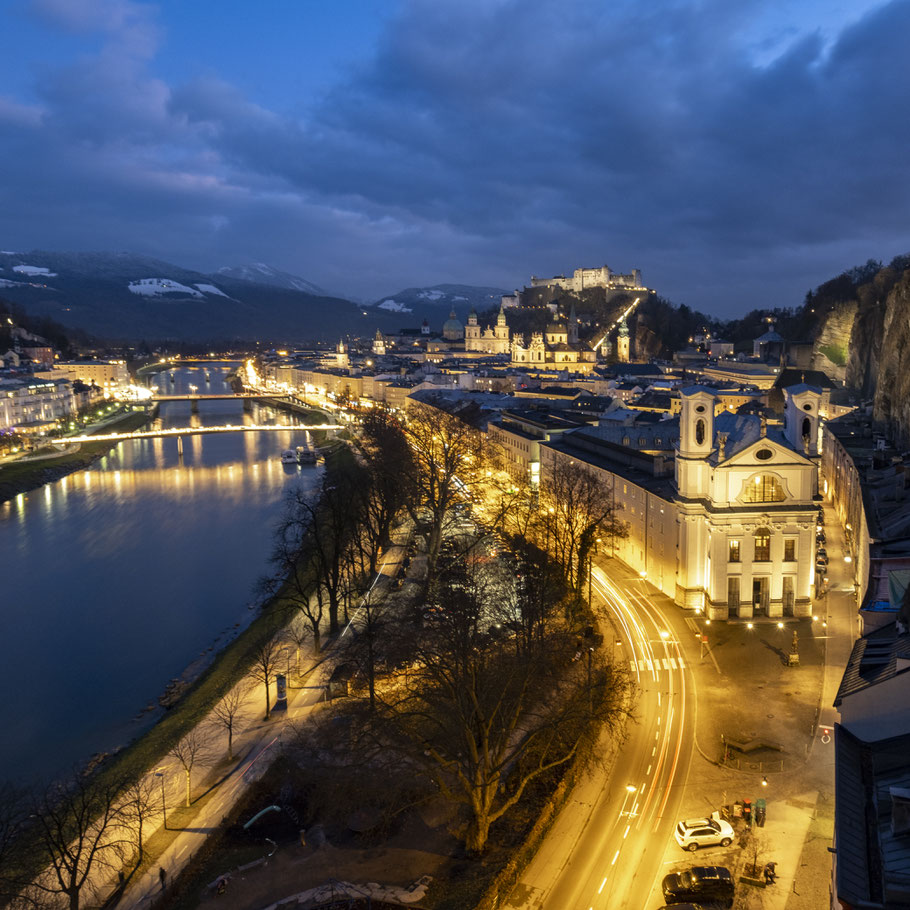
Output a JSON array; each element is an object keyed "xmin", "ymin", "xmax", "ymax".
[
  {"xmin": 611, "ymin": 850, "xmax": 620, "ymax": 865},
  {"xmin": 647, "ymin": 764, "xmax": 652, "ymax": 774},
  {"xmin": 652, "ymin": 746, "xmax": 656, "ymax": 755},
  {"xmin": 598, "ymin": 878, "xmax": 607, "ymax": 894},
  {"xmin": 624, "ymin": 825, "xmax": 631, "ymax": 838}
]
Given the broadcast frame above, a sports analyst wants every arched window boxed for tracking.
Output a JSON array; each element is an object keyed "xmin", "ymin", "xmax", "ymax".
[
  {"xmin": 695, "ymin": 418, "xmax": 705, "ymax": 445},
  {"xmin": 801, "ymin": 417, "xmax": 811, "ymax": 440},
  {"xmin": 743, "ymin": 474, "xmax": 785, "ymax": 503},
  {"xmin": 754, "ymin": 528, "xmax": 771, "ymax": 562}
]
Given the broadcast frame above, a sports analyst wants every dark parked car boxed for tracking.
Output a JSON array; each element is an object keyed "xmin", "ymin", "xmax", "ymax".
[{"xmin": 662, "ymin": 866, "xmax": 734, "ymax": 906}]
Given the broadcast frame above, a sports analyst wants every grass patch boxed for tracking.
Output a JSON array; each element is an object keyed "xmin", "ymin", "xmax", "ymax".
[{"xmin": 819, "ymin": 343, "xmax": 847, "ymax": 367}]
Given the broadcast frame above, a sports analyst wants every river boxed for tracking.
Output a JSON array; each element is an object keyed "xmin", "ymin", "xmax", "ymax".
[{"xmin": 0, "ymin": 364, "xmax": 321, "ymax": 784}]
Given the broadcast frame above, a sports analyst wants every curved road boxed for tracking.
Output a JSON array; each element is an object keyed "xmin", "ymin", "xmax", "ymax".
[{"xmin": 511, "ymin": 563, "xmax": 696, "ymax": 910}]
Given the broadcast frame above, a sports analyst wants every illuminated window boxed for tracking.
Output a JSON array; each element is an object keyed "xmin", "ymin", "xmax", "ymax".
[
  {"xmin": 754, "ymin": 528, "xmax": 771, "ymax": 562},
  {"xmin": 784, "ymin": 539, "xmax": 796, "ymax": 561},
  {"xmin": 729, "ymin": 540, "xmax": 741, "ymax": 563},
  {"xmin": 743, "ymin": 474, "xmax": 785, "ymax": 503}
]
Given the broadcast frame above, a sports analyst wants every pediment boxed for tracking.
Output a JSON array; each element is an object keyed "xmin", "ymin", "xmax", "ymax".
[{"xmin": 719, "ymin": 436, "xmax": 813, "ymax": 469}]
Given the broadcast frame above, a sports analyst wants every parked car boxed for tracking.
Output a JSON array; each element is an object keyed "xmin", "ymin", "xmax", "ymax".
[
  {"xmin": 674, "ymin": 816, "xmax": 734, "ymax": 852},
  {"xmin": 662, "ymin": 866, "xmax": 734, "ymax": 906},
  {"xmin": 816, "ymin": 547, "xmax": 828, "ymax": 559}
]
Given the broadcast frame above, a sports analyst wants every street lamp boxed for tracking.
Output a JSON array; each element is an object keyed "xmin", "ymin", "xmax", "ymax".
[{"xmin": 154, "ymin": 769, "xmax": 167, "ymax": 830}]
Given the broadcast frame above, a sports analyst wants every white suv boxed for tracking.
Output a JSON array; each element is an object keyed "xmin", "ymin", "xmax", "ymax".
[{"xmin": 674, "ymin": 816, "xmax": 734, "ymax": 852}]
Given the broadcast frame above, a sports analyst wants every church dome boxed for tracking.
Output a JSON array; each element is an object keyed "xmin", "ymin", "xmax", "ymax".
[{"xmin": 442, "ymin": 308, "xmax": 463, "ymax": 341}]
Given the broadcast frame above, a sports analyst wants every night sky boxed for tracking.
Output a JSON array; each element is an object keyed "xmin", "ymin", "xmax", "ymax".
[{"xmin": 2, "ymin": 0, "xmax": 909, "ymax": 313}]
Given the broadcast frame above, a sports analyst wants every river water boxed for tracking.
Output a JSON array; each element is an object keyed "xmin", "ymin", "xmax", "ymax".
[{"xmin": 0, "ymin": 364, "xmax": 321, "ymax": 784}]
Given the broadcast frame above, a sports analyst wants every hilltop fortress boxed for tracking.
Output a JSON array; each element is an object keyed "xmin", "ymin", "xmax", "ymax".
[{"xmin": 529, "ymin": 265, "xmax": 644, "ymax": 294}]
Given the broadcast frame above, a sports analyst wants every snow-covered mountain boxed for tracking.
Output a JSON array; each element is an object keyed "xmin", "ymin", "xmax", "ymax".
[
  {"xmin": 217, "ymin": 263, "xmax": 332, "ymax": 297},
  {"xmin": 0, "ymin": 250, "xmax": 404, "ymax": 342}
]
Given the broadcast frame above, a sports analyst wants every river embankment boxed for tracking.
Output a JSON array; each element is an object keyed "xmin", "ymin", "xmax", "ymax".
[{"xmin": 0, "ymin": 407, "xmax": 153, "ymax": 504}]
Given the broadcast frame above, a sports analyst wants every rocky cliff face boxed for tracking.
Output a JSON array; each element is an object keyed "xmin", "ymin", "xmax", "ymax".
[
  {"xmin": 810, "ymin": 300, "xmax": 857, "ymax": 382},
  {"xmin": 870, "ymin": 272, "xmax": 910, "ymax": 447},
  {"xmin": 805, "ymin": 263, "xmax": 910, "ymax": 445}
]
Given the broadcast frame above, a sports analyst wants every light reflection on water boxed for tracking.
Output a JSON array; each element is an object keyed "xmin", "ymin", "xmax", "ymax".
[{"xmin": 0, "ymin": 366, "xmax": 319, "ymax": 783}]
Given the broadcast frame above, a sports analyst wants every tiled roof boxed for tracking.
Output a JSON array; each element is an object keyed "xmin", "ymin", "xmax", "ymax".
[
  {"xmin": 834, "ymin": 623, "xmax": 910, "ymax": 706},
  {"xmin": 835, "ymin": 724, "xmax": 910, "ymax": 908}
]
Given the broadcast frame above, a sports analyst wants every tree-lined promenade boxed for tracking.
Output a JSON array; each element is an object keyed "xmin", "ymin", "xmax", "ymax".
[{"xmin": 0, "ymin": 400, "xmax": 631, "ymax": 909}]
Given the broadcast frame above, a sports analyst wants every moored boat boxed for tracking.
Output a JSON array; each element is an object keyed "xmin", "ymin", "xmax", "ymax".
[{"xmin": 280, "ymin": 449, "xmax": 299, "ymax": 465}]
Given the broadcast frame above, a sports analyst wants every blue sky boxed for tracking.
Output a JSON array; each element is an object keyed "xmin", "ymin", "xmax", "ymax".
[{"xmin": 1, "ymin": 0, "xmax": 908, "ymax": 311}]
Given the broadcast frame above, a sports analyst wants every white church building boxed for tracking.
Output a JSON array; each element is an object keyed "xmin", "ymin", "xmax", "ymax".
[{"xmin": 540, "ymin": 384, "xmax": 822, "ymax": 619}]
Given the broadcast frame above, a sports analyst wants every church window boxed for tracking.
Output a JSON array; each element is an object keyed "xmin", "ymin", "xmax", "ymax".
[
  {"xmin": 743, "ymin": 474, "xmax": 785, "ymax": 502},
  {"xmin": 753, "ymin": 528, "xmax": 771, "ymax": 562},
  {"xmin": 638, "ymin": 437, "xmax": 646, "ymax": 446},
  {"xmin": 695, "ymin": 419, "xmax": 705, "ymax": 445},
  {"xmin": 801, "ymin": 417, "xmax": 811, "ymax": 440},
  {"xmin": 623, "ymin": 436, "xmax": 630, "ymax": 446},
  {"xmin": 784, "ymin": 539, "xmax": 796, "ymax": 561},
  {"xmin": 729, "ymin": 540, "xmax": 741, "ymax": 563},
  {"xmin": 756, "ymin": 448, "xmax": 773, "ymax": 461}
]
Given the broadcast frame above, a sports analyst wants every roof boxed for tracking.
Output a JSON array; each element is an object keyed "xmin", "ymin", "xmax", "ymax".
[
  {"xmin": 835, "ymin": 724, "xmax": 910, "ymax": 908},
  {"xmin": 775, "ymin": 368, "xmax": 837, "ymax": 390},
  {"xmin": 834, "ymin": 622, "xmax": 910, "ymax": 706},
  {"xmin": 680, "ymin": 385, "xmax": 718, "ymax": 398},
  {"xmin": 755, "ymin": 329, "xmax": 784, "ymax": 342}
]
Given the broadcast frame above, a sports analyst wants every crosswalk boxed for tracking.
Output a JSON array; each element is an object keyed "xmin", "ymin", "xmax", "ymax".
[{"xmin": 629, "ymin": 656, "xmax": 686, "ymax": 672}]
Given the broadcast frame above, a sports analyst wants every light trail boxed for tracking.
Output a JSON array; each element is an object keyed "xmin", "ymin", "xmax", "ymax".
[{"xmin": 579, "ymin": 564, "xmax": 690, "ymax": 908}]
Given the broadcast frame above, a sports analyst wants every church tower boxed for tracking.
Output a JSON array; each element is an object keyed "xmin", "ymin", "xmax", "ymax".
[
  {"xmin": 568, "ymin": 303, "xmax": 579, "ymax": 345},
  {"xmin": 784, "ymin": 384, "xmax": 822, "ymax": 456},
  {"xmin": 616, "ymin": 316, "xmax": 630, "ymax": 363},
  {"xmin": 372, "ymin": 329, "xmax": 386, "ymax": 357},
  {"xmin": 676, "ymin": 386, "xmax": 716, "ymax": 499},
  {"xmin": 494, "ymin": 302, "xmax": 510, "ymax": 353},
  {"xmin": 335, "ymin": 338, "xmax": 349, "ymax": 368},
  {"xmin": 465, "ymin": 308, "xmax": 481, "ymax": 350}
]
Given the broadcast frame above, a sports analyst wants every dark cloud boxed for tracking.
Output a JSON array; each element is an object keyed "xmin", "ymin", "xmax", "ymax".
[{"xmin": 2, "ymin": 0, "xmax": 910, "ymax": 310}]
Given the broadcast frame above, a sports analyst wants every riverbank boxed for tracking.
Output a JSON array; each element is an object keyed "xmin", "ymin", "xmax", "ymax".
[{"xmin": 0, "ymin": 408, "xmax": 153, "ymax": 504}]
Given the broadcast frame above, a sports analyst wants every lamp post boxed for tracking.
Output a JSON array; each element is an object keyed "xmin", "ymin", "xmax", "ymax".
[{"xmin": 154, "ymin": 770, "xmax": 167, "ymax": 830}]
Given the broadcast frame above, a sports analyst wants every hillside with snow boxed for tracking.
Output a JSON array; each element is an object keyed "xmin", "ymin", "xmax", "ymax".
[
  {"xmin": 217, "ymin": 263, "xmax": 332, "ymax": 297},
  {"xmin": 0, "ymin": 250, "xmax": 404, "ymax": 342}
]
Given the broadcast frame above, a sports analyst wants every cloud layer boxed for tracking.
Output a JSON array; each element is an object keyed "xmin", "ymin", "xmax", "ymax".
[{"xmin": 2, "ymin": 0, "xmax": 909, "ymax": 311}]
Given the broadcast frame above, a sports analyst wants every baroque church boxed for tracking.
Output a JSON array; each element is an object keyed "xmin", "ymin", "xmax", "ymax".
[
  {"xmin": 540, "ymin": 384, "xmax": 823, "ymax": 619},
  {"xmin": 465, "ymin": 303, "xmax": 511, "ymax": 354},
  {"xmin": 510, "ymin": 305, "xmax": 597, "ymax": 374}
]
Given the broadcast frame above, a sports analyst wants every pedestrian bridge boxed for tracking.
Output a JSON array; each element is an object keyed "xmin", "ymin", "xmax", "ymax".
[
  {"xmin": 149, "ymin": 393, "xmax": 291, "ymax": 401},
  {"xmin": 63, "ymin": 424, "xmax": 342, "ymax": 444}
]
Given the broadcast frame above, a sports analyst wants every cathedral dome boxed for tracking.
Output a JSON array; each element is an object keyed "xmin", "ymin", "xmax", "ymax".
[{"xmin": 442, "ymin": 308, "xmax": 464, "ymax": 341}]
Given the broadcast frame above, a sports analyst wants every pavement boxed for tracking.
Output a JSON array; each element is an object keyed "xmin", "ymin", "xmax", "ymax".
[{"xmin": 634, "ymin": 494, "xmax": 855, "ymax": 910}]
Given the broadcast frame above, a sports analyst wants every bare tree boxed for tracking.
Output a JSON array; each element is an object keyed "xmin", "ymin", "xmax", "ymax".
[
  {"xmin": 353, "ymin": 409, "xmax": 414, "ymax": 575},
  {"xmin": 168, "ymin": 729, "xmax": 213, "ymax": 808},
  {"xmin": 540, "ymin": 456, "xmax": 625, "ymax": 592},
  {"xmin": 365, "ymin": 556, "xmax": 630, "ymax": 854},
  {"xmin": 119, "ymin": 776, "xmax": 157, "ymax": 869},
  {"xmin": 0, "ymin": 783, "xmax": 30, "ymax": 907},
  {"xmin": 265, "ymin": 506, "xmax": 326, "ymax": 656},
  {"xmin": 211, "ymin": 681, "xmax": 252, "ymax": 760},
  {"xmin": 23, "ymin": 771, "xmax": 132, "ymax": 910},
  {"xmin": 404, "ymin": 402, "xmax": 484, "ymax": 580},
  {"xmin": 248, "ymin": 634, "xmax": 283, "ymax": 720},
  {"xmin": 284, "ymin": 617, "xmax": 311, "ymax": 679}
]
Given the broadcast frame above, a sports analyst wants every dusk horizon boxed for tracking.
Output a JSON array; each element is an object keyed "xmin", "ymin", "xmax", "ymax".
[{"xmin": 4, "ymin": 0, "xmax": 910, "ymax": 316}]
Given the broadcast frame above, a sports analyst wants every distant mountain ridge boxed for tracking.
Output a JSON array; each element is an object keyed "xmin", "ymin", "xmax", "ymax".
[
  {"xmin": 216, "ymin": 262, "xmax": 332, "ymax": 297},
  {"xmin": 0, "ymin": 250, "xmax": 404, "ymax": 343},
  {"xmin": 370, "ymin": 283, "xmax": 509, "ymax": 322}
]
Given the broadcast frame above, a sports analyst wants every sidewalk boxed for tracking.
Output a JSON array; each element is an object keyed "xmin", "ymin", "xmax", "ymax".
[
  {"xmin": 117, "ymin": 643, "xmax": 333, "ymax": 909},
  {"xmin": 610, "ymin": 496, "xmax": 855, "ymax": 910}
]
